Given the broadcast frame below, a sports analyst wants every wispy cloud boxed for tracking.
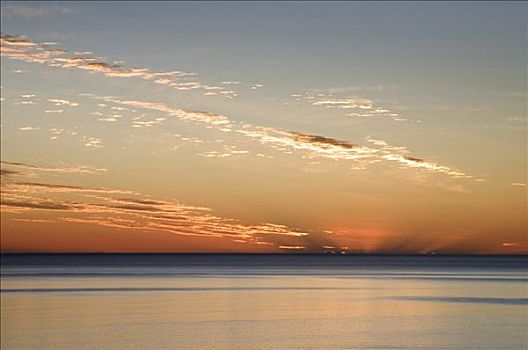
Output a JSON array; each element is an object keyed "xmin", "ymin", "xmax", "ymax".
[
  {"xmin": 364, "ymin": 137, "xmax": 472, "ymax": 178},
  {"xmin": 47, "ymin": 98, "xmax": 78, "ymax": 107},
  {"xmin": 12, "ymin": 93, "xmax": 39, "ymax": 105},
  {"xmin": 278, "ymin": 245, "xmax": 305, "ymax": 250},
  {"xmin": 199, "ymin": 145, "xmax": 250, "ymax": 158},
  {"xmin": 18, "ymin": 126, "xmax": 40, "ymax": 131},
  {"xmin": 12, "ymin": 218, "xmax": 55, "ymax": 223},
  {"xmin": 85, "ymin": 95, "xmax": 231, "ymax": 126},
  {"xmin": 0, "ymin": 169, "xmax": 19, "ymax": 176},
  {"xmin": 1, "ymin": 34, "xmax": 237, "ymax": 98},
  {"xmin": 290, "ymin": 132, "xmax": 359, "ymax": 149},
  {"xmin": 292, "ymin": 91, "xmax": 406, "ymax": 121},
  {"xmin": 242, "ymin": 129, "xmax": 471, "ymax": 178},
  {"xmin": 130, "ymin": 114, "xmax": 166, "ymax": 128},
  {"xmin": 2, "ymin": 33, "xmax": 472, "ymax": 181},
  {"xmin": 82, "ymin": 136, "xmax": 103, "ymax": 148},
  {"xmin": 2, "ymin": 199, "xmax": 78, "ymax": 211},
  {"xmin": 5, "ymin": 181, "xmax": 135, "ymax": 195},
  {"xmin": 88, "ymin": 94, "xmax": 472, "ymax": 179},
  {"xmin": 1, "ymin": 160, "xmax": 107, "ymax": 175},
  {"xmin": 1, "ymin": 165, "xmax": 310, "ymax": 245}
]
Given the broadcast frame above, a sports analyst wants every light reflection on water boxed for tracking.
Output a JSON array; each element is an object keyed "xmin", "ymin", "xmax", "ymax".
[{"xmin": 1, "ymin": 255, "xmax": 527, "ymax": 349}]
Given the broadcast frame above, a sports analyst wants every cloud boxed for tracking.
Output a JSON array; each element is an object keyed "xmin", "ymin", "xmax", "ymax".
[
  {"xmin": 108, "ymin": 204, "xmax": 162, "ymax": 212},
  {"xmin": 82, "ymin": 137, "xmax": 103, "ymax": 148},
  {"xmin": 86, "ymin": 95, "xmax": 231, "ymax": 126},
  {"xmin": 264, "ymin": 131, "xmax": 470, "ymax": 178},
  {"xmin": 0, "ymin": 160, "xmax": 107, "ymax": 175},
  {"xmin": 8, "ymin": 181, "xmax": 134, "ymax": 195},
  {"xmin": 129, "ymin": 114, "xmax": 166, "ymax": 128},
  {"xmin": 1, "ymin": 32, "xmax": 473, "ymax": 181},
  {"xmin": 365, "ymin": 137, "xmax": 471, "ymax": 179},
  {"xmin": 199, "ymin": 145, "xmax": 250, "ymax": 158},
  {"xmin": 87, "ymin": 94, "xmax": 472, "ymax": 179},
  {"xmin": 313, "ymin": 98, "xmax": 373, "ymax": 108},
  {"xmin": 48, "ymin": 98, "xmax": 78, "ymax": 107},
  {"xmin": 0, "ymin": 169, "xmax": 19, "ymax": 176},
  {"xmin": 0, "ymin": 34, "xmax": 41, "ymax": 47},
  {"xmin": 114, "ymin": 198, "xmax": 167, "ymax": 206},
  {"xmin": 1, "ymin": 199, "xmax": 76, "ymax": 211},
  {"xmin": 278, "ymin": 245, "xmax": 305, "ymax": 250},
  {"xmin": 12, "ymin": 218, "xmax": 55, "ymax": 223},
  {"xmin": 1, "ymin": 34, "xmax": 237, "ymax": 98},
  {"xmin": 294, "ymin": 91, "xmax": 405, "ymax": 121},
  {"xmin": 2, "ymin": 168, "xmax": 310, "ymax": 244},
  {"xmin": 290, "ymin": 132, "xmax": 359, "ymax": 150},
  {"xmin": 19, "ymin": 126, "xmax": 40, "ymax": 131},
  {"xmin": 511, "ymin": 183, "xmax": 526, "ymax": 187},
  {"xmin": 403, "ymin": 156, "xmax": 424, "ymax": 163},
  {"xmin": 42, "ymin": 127, "xmax": 105, "ymax": 148}
]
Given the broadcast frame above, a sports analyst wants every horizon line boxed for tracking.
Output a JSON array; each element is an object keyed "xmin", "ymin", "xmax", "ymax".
[{"xmin": 1, "ymin": 252, "xmax": 527, "ymax": 257}]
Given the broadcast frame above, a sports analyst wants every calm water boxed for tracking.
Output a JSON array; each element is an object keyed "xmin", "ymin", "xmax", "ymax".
[{"xmin": 1, "ymin": 254, "xmax": 527, "ymax": 350}]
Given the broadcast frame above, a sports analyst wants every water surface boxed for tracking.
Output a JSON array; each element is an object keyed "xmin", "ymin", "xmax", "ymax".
[{"xmin": 1, "ymin": 254, "xmax": 527, "ymax": 349}]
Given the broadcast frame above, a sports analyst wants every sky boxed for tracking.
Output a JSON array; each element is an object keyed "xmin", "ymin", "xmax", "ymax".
[{"xmin": 0, "ymin": 1, "xmax": 526, "ymax": 253}]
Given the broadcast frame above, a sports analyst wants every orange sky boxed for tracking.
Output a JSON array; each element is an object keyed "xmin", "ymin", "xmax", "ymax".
[{"xmin": 1, "ymin": 3, "xmax": 526, "ymax": 254}]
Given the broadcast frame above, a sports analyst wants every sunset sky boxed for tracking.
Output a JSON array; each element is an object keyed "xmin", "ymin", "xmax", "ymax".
[{"xmin": 1, "ymin": 1, "xmax": 526, "ymax": 253}]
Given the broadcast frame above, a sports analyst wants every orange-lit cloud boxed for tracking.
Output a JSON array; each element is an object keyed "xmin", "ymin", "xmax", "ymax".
[
  {"xmin": 18, "ymin": 126, "xmax": 40, "ymax": 131},
  {"xmin": 2, "ymin": 33, "xmax": 474, "ymax": 181},
  {"xmin": 90, "ymin": 95, "xmax": 472, "ymax": 179},
  {"xmin": 1, "ymin": 160, "xmax": 107, "ymax": 175},
  {"xmin": 293, "ymin": 91, "xmax": 406, "ymax": 121},
  {"xmin": 278, "ymin": 245, "xmax": 305, "ymax": 250},
  {"xmin": 1, "ymin": 166, "xmax": 311, "ymax": 247},
  {"xmin": 47, "ymin": 98, "xmax": 78, "ymax": 107},
  {"xmin": 1, "ymin": 34, "xmax": 237, "ymax": 97}
]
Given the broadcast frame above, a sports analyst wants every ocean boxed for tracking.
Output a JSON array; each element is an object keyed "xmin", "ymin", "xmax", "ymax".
[{"xmin": 1, "ymin": 254, "xmax": 527, "ymax": 349}]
